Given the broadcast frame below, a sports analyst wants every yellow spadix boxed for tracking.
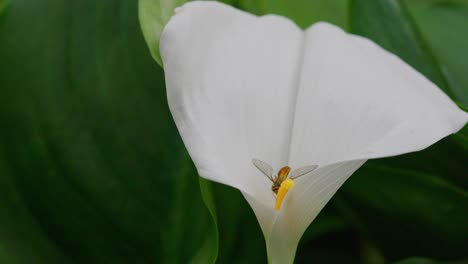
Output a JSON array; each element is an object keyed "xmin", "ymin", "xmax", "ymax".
[{"xmin": 275, "ymin": 179, "xmax": 294, "ymax": 211}]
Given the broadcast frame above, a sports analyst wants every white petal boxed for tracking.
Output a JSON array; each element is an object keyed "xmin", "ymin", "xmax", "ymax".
[
  {"xmin": 289, "ymin": 22, "xmax": 468, "ymax": 168},
  {"xmin": 161, "ymin": 2, "xmax": 304, "ymax": 207},
  {"xmin": 244, "ymin": 160, "xmax": 366, "ymax": 264}
]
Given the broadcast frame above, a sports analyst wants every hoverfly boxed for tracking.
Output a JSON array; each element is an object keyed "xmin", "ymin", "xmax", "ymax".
[{"xmin": 252, "ymin": 158, "xmax": 318, "ymax": 195}]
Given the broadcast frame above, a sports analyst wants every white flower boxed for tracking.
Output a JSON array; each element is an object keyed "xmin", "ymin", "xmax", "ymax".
[{"xmin": 160, "ymin": 2, "xmax": 468, "ymax": 263}]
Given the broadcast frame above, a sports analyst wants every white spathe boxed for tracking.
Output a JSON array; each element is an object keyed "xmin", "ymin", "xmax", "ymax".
[{"xmin": 160, "ymin": 2, "xmax": 468, "ymax": 264}]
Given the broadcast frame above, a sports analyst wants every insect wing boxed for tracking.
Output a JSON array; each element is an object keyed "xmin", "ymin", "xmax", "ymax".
[
  {"xmin": 289, "ymin": 165, "xmax": 318, "ymax": 180},
  {"xmin": 252, "ymin": 159, "xmax": 274, "ymax": 182}
]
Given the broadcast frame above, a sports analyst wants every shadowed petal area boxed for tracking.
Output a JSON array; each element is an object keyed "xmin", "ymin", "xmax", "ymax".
[
  {"xmin": 160, "ymin": 2, "xmax": 303, "ymax": 207},
  {"xmin": 244, "ymin": 160, "xmax": 366, "ymax": 264},
  {"xmin": 289, "ymin": 22, "xmax": 468, "ymax": 168}
]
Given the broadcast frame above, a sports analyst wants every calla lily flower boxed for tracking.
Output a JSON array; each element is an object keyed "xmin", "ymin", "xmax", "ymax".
[{"xmin": 160, "ymin": 2, "xmax": 468, "ymax": 263}]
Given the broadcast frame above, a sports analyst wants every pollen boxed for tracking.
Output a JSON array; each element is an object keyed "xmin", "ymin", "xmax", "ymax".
[{"xmin": 275, "ymin": 179, "xmax": 295, "ymax": 211}]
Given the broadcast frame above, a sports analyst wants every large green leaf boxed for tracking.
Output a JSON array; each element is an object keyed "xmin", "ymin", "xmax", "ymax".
[
  {"xmin": 343, "ymin": 162, "xmax": 468, "ymax": 260},
  {"xmin": 0, "ymin": 0, "xmax": 216, "ymax": 263},
  {"xmin": 239, "ymin": 0, "xmax": 347, "ymax": 28},
  {"xmin": 349, "ymin": 0, "xmax": 454, "ymax": 99},
  {"xmin": 0, "ymin": 152, "xmax": 69, "ymax": 264},
  {"xmin": 406, "ymin": 0, "xmax": 468, "ymax": 107},
  {"xmin": 404, "ymin": 1, "xmax": 468, "ymax": 144},
  {"xmin": 212, "ymin": 183, "xmax": 267, "ymax": 263}
]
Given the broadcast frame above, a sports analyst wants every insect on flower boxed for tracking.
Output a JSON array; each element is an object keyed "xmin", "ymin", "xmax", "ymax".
[{"xmin": 252, "ymin": 159, "xmax": 318, "ymax": 211}]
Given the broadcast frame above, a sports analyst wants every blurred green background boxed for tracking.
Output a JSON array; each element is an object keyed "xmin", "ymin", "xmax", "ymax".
[{"xmin": 0, "ymin": 0, "xmax": 467, "ymax": 263}]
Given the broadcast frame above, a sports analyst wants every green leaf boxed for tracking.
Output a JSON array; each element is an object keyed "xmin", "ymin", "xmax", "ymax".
[
  {"xmin": 349, "ymin": 0, "xmax": 455, "ymax": 100},
  {"xmin": 301, "ymin": 205, "xmax": 349, "ymax": 242},
  {"xmin": 405, "ymin": 1, "xmax": 468, "ymax": 107},
  {"xmin": 393, "ymin": 257, "xmax": 468, "ymax": 264},
  {"xmin": 241, "ymin": 0, "xmax": 348, "ymax": 29},
  {"xmin": 212, "ymin": 183, "xmax": 267, "ymax": 263},
  {"xmin": 193, "ymin": 178, "xmax": 219, "ymax": 264},
  {"xmin": 0, "ymin": 0, "xmax": 8, "ymax": 15},
  {"xmin": 371, "ymin": 137, "xmax": 468, "ymax": 192},
  {"xmin": 0, "ymin": 0, "xmax": 216, "ymax": 263},
  {"xmin": 404, "ymin": 1, "xmax": 468, "ymax": 146},
  {"xmin": 0, "ymin": 152, "xmax": 69, "ymax": 264},
  {"xmin": 139, "ymin": 0, "xmax": 189, "ymax": 67},
  {"xmin": 342, "ymin": 162, "xmax": 468, "ymax": 261}
]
